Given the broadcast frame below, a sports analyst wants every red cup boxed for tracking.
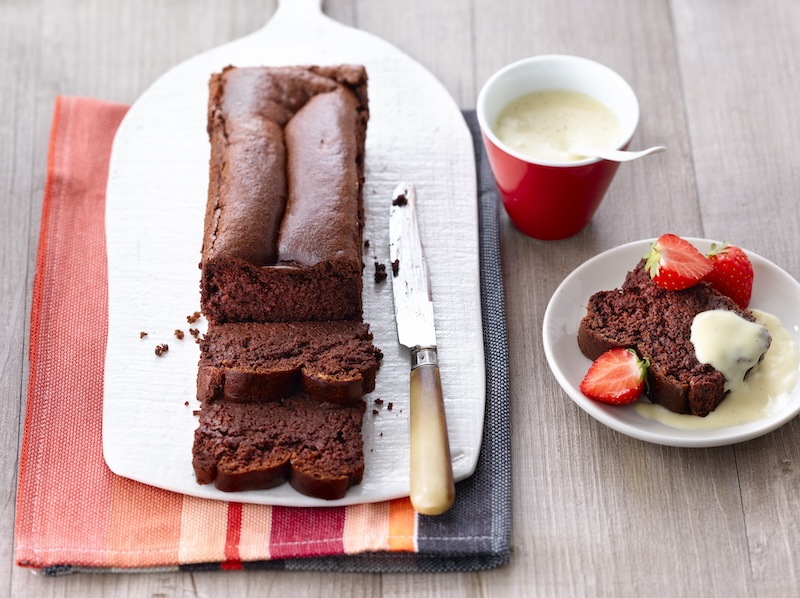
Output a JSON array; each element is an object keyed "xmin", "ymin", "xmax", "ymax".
[{"xmin": 477, "ymin": 55, "xmax": 640, "ymax": 240}]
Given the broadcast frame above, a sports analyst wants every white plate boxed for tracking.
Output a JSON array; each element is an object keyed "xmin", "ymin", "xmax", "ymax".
[
  {"xmin": 543, "ymin": 238, "xmax": 800, "ymax": 448},
  {"xmin": 103, "ymin": 4, "xmax": 485, "ymax": 506}
]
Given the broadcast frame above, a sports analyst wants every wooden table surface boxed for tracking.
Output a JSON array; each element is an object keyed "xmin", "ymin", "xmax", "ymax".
[{"xmin": 3, "ymin": 0, "xmax": 800, "ymax": 596}]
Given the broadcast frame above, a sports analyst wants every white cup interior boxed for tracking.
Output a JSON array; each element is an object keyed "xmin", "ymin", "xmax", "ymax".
[{"xmin": 476, "ymin": 55, "xmax": 640, "ymax": 166}]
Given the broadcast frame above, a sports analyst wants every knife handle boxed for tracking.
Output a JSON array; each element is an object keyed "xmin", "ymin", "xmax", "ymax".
[{"xmin": 409, "ymin": 346, "xmax": 455, "ymax": 515}]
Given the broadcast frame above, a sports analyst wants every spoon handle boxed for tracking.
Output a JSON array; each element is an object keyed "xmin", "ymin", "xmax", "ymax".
[{"xmin": 570, "ymin": 144, "xmax": 667, "ymax": 162}]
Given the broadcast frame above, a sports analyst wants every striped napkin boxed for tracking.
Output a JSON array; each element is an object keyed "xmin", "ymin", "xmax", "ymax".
[{"xmin": 14, "ymin": 97, "xmax": 510, "ymax": 575}]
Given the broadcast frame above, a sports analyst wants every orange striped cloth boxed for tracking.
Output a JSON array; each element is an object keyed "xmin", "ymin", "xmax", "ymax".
[{"xmin": 14, "ymin": 97, "xmax": 510, "ymax": 575}]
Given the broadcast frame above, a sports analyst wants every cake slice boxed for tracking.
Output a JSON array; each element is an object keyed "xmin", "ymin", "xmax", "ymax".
[
  {"xmin": 192, "ymin": 394, "xmax": 366, "ymax": 499},
  {"xmin": 578, "ymin": 260, "xmax": 770, "ymax": 416},
  {"xmin": 201, "ymin": 65, "xmax": 369, "ymax": 323},
  {"xmin": 197, "ymin": 321, "xmax": 382, "ymax": 406}
]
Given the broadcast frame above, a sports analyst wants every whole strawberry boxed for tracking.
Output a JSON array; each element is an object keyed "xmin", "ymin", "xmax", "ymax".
[
  {"xmin": 643, "ymin": 234, "xmax": 712, "ymax": 291},
  {"xmin": 579, "ymin": 348, "xmax": 649, "ymax": 405},
  {"xmin": 705, "ymin": 242, "xmax": 753, "ymax": 308}
]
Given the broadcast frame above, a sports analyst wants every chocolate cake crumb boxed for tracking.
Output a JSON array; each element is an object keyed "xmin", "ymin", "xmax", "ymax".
[
  {"xmin": 187, "ymin": 311, "xmax": 202, "ymax": 324},
  {"xmin": 184, "ymin": 401, "xmax": 190, "ymax": 406},
  {"xmin": 392, "ymin": 193, "xmax": 408, "ymax": 207},
  {"xmin": 189, "ymin": 328, "xmax": 200, "ymax": 338},
  {"xmin": 139, "ymin": 331, "xmax": 148, "ymax": 339},
  {"xmin": 372, "ymin": 409, "xmax": 379, "ymax": 415},
  {"xmin": 364, "ymin": 239, "xmax": 370, "ymax": 250},
  {"xmin": 387, "ymin": 402, "xmax": 393, "ymax": 411},
  {"xmin": 391, "ymin": 259, "xmax": 400, "ymax": 276},
  {"xmin": 174, "ymin": 329, "xmax": 185, "ymax": 340},
  {"xmin": 374, "ymin": 262, "xmax": 387, "ymax": 283},
  {"xmin": 155, "ymin": 344, "xmax": 169, "ymax": 356},
  {"xmin": 374, "ymin": 398, "xmax": 384, "ymax": 405}
]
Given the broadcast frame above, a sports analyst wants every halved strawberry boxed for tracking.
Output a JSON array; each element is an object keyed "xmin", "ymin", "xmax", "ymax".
[
  {"xmin": 579, "ymin": 348, "xmax": 649, "ymax": 405},
  {"xmin": 705, "ymin": 242, "xmax": 754, "ymax": 308},
  {"xmin": 643, "ymin": 234, "xmax": 712, "ymax": 291}
]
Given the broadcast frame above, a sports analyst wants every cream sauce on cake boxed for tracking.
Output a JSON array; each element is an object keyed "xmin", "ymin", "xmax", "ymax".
[
  {"xmin": 635, "ymin": 309, "xmax": 800, "ymax": 429},
  {"xmin": 690, "ymin": 309, "xmax": 771, "ymax": 394}
]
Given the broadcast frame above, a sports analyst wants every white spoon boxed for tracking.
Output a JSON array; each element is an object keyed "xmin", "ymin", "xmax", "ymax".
[{"xmin": 570, "ymin": 144, "xmax": 667, "ymax": 162}]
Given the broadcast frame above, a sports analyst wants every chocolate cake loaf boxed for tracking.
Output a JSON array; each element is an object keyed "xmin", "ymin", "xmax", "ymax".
[
  {"xmin": 578, "ymin": 260, "xmax": 769, "ymax": 416},
  {"xmin": 197, "ymin": 321, "xmax": 382, "ymax": 406},
  {"xmin": 192, "ymin": 65, "xmax": 379, "ymax": 499},
  {"xmin": 201, "ymin": 65, "xmax": 369, "ymax": 323},
  {"xmin": 192, "ymin": 394, "xmax": 366, "ymax": 498}
]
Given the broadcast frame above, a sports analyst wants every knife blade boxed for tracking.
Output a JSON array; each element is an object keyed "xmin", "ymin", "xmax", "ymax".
[{"xmin": 389, "ymin": 182, "xmax": 455, "ymax": 516}]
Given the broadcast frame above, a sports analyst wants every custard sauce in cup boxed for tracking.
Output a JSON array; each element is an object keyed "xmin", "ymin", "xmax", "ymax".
[{"xmin": 477, "ymin": 55, "xmax": 640, "ymax": 240}]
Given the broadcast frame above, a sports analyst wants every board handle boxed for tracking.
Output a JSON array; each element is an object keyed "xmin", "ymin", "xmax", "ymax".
[{"xmin": 276, "ymin": 0, "xmax": 323, "ymax": 18}]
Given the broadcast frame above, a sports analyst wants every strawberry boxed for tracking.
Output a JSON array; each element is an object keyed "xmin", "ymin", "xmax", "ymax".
[
  {"xmin": 643, "ymin": 234, "xmax": 712, "ymax": 291},
  {"xmin": 705, "ymin": 242, "xmax": 754, "ymax": 308},
  {"xmin": 579, "ymin": 348, "xmax": 649, "ymax": 405}
]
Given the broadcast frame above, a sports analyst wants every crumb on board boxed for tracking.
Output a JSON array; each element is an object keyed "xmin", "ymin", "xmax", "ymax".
[
  {"xmin": 154, "ymin": 343, "xmax": 169, "ymax": 356},
  {"xmin": 387, "ymin": 402, "xmax": 393, "ymax": 411},
  {"xmin": 174, "ymin": 329, "xmax": 185, "ymax": 340},
  {"xmin": 391, "ymin": 259, "xmax": 399, "ymax": 276},
  {"xmin": 187, "ymin": 311, "xmax": 202, "ymax": 324},
  {"xmin": 374, "ymin": 398, "xmax": 384, "ymax": 405},
  {"xmin": 392, "ymin": 193, "xmax": 408, "ymax": 207},
  {"xmin": 374, "ymin": 262, "xmax": 387, "ymax": 283},
  {"xmin": 139, "ymin": 331, "xmax": 148, "ymax": 339},
  {"xmin": 372, "ymin": 409, "xmax": 379, "ymax": 416}
]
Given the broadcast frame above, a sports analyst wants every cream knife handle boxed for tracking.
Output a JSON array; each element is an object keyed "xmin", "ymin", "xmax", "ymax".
[{"xmin": 409, "ymin": 347, "xmax": 455, "ymax": 515}]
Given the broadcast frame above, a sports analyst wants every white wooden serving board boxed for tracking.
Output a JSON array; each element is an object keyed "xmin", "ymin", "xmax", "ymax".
[{"xmin": 103, "ymin": 0, "xmax": 484, "ymax": 506}]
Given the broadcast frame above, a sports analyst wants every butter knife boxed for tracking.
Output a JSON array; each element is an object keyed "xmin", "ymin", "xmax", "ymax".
[{"xmin": 389, "ymin": 182, "xmax": 455, "ymax": 515}]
